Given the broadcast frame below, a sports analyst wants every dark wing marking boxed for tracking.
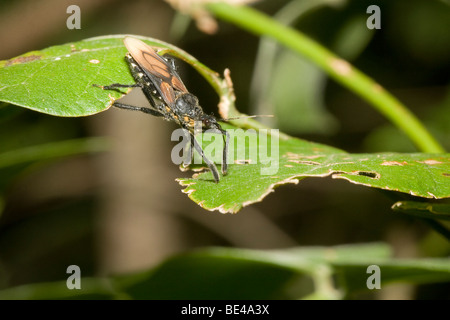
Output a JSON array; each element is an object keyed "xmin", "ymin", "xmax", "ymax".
[{"xmin": 123, "ymin": 37, "xmax": 187, "ymax": 108}]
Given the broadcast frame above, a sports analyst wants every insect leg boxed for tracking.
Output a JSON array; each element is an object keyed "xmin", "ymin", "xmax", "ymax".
[
  {"xmin": 190, "ymin": 132, "xmax": 220, "ymax": 183},
  {"xmin": 95, "ymin": 83, "xmax": 163, "ymax": 117},
  {"xmin": 182, "ymin": 130, "xmax": 193, "ymax": 166},
  {"xmin": 93, "ymin": 83, "xmax": 141, "ymax": 90},
  {"xmin": 221, "ymin": 129, "xmax": 229, "ymax": 175},
  {"xmin": 205, "ymin": 127, "xmax": 229, "ymax": 176},
  {"xmin": 113, "ymin": 102, "xmax": 164, "ymax": 117}
]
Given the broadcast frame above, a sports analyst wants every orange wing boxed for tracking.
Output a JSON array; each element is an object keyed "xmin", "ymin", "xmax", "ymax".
[{"xmin": 123, "ymin": 37, "xmax": 188, "ymax": 98}]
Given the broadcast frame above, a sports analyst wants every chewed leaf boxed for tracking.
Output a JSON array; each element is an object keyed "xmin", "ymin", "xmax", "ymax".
[
  {"xmin": 178, "ymin": 129, "xmax": 450, "ymax": 213},
  {"xmin": 2, "ymin": 36, "xmax": 448, "ymax": 215}
]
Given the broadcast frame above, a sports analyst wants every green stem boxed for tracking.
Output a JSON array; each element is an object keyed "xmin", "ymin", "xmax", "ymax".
[{"xmin": 205, "ymin": 2, "xmax": 445, "ymax": 153}]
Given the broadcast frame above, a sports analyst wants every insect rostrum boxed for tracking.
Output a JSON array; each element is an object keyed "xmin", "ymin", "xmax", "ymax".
[{"xmin": 96, "ymin": 37, "xmax": 229, "ymax": 183}]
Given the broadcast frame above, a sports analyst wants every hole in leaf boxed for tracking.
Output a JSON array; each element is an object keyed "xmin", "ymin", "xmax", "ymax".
[{"xmin": 357, "ymin": 171, "xmax": 379, "ymax": 179}]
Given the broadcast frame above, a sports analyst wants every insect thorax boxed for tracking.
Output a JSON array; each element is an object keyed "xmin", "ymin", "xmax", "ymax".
[{"xmin": 174, "ymin": 93, "xmax": 201, "ymax": 115}]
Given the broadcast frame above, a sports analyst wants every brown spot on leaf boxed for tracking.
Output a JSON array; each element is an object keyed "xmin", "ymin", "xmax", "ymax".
[
  {"xmin": 5, "ymin": 54, "xmax": 41, "ymax": 66},
  {"xmin": 235, "ymin": 159, "xmax": 251, "ymax": 164},
  {"xmin": 284, "ymin": 153, "xmax": 323, "ymax": 160},
  {"xmin": 381, "ymin": 161, "xmax": 407, "ymax": 166},
  {"xmin": 288, "ymin": 160, "xmax": 321, "ymax": 165},
  {"xmin": 417, "ymin": 159, "xmax": 443, "ymax": 165},
  {"xmin": 443, "ymin": 173, "xmax": 450, "ymax": 177}
]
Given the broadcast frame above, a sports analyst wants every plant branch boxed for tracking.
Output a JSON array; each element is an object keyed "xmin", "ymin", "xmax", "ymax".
[{"xmin": 204, "ymin": 2, "xmax": 445, "ymax": 153}]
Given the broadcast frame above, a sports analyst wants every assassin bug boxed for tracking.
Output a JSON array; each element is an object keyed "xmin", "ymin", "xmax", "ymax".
[{"xmin": 95, "ymin": 37, "xmax": 229, "ymax": 183}]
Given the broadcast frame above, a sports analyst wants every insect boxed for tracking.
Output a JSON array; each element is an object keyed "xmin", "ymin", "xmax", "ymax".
[{"xmin": 95, "ymin": 37, "xmax": 229, "ymax": 183}]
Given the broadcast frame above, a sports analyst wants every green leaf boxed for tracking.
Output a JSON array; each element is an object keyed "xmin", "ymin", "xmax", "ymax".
[
  {"xmin": 0, "ymin": 35, "xmax": 178, "ymax": 117},
  {"xmin": 0, "ymin": 278, "xmax": 118, "ymax": 300},
  {"xmin": 1, "ymin": 243, "xmax": 448, "ymax": 299},
  {"xmin": 334, "ymin": 259, "xmax": 450, "ymax": 293},
  {"xmin": 179, "ymin": 128, "xmax": 450, "ymax": 213},
  {"xmin": 78, "ymin": 244, "xmax": 450, "ymax": 299},
  {"xmin": 392, "ymin": 201, "xmax": 450, "ymax": 221}
]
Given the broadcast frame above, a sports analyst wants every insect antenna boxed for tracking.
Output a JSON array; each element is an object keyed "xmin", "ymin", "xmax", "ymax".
[{"xmin": 220, "ymin": 115, "xmax": 274, "ymax": 121}]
